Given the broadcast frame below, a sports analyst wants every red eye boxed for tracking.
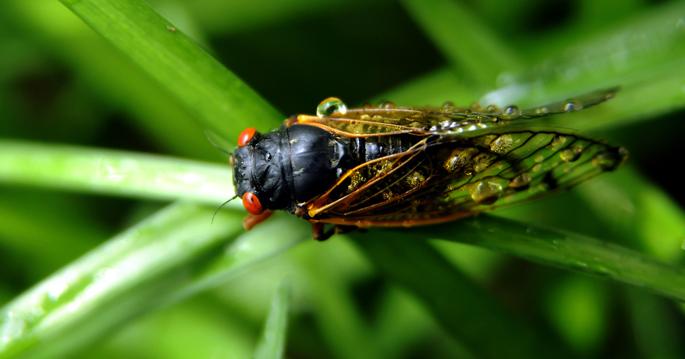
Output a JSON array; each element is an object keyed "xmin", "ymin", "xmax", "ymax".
[
  {"xmin": 237, "ymin": 128, "xmax": 257, "ymax": 147},
  {"xmin": 242, "ymin": 192, "xmax": 263, "ymax": 215}
]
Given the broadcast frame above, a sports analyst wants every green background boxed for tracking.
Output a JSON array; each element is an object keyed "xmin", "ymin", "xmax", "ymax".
[{"xmin": 1, "ymin": 0, "xmax": 685, "ymax": 358}]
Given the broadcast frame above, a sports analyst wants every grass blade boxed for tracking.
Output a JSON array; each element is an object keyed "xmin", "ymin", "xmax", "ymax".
[
  {"xmin": 253, "ymin": 282, "xmax": 290, "ymax": 359},
  {"xmin": 383, "ymin": 215, "xmax": 685, "ymax": 301},
  {"xmin": 0, "ymin": 140, "xmax": 233, "ymax": 205},
  {"xmin": 59, "ymin": 0, "xmax": 282, "ymax": 137},
  {"xmin": 0, "ymin": 205, "xmax": 305, "ymax": 358},
  {"xmin": 401, "ymin": 0, "xmax": 521, "ymax": 85},
  {"xmin": 355, "ymin": 235, "xmax": 559, "ymax": 359}
]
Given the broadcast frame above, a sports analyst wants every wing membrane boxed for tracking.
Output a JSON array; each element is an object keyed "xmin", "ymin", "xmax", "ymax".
[
  {"xmin": 292, "ymin": 87, "xmax": 617, "ymax": 138},
  {"xmin": 306, "ymin": 131, "xmax": 627, "ymax": 227}
]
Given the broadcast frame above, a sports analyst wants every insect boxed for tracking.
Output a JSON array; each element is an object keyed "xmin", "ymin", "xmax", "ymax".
[{"xmin": 232, "ymin": 88, "xmax": 627, "ymax": 240}]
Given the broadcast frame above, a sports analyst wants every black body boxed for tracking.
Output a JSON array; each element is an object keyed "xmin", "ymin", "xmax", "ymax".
[{"xmin": 232, "ymin": 124, "xmax": 417, "ymax": 214}]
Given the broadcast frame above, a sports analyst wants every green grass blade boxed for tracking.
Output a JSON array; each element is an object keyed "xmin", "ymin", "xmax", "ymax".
[
  {"xmin": 0, "ymin": 140, "xmax": 233, "ymax": 205},
  {"xmin": 626, "ymin": 289, "xmax": 684, "ymax": 358},
  {"xmin": 384, "ymin": 215, "xmax": 685, "ymax": 301},
  {"xmin": 355, "ymin": 235, "xmax": 558, "ymax": 359},
  {"xmin": 171, "ymin": 214, "xmax": 307, "ymax": 300},
  {"xmin": 0, "ymin": 203, "xmax": 242, "ymax": 358},
  {"xmin": 576, "ymin": 168, "xmax": 685, "ymax": 262},
  {"xmin": 401, "ymin": 0, "xmax": 521, "ymax": 86},
  {"xmin": 483, "ymin": 2, "xmax": 685, "ymax": 111},
  {"xmin": 396, "ymin": 2, "xmax": 685, "ymax": 131},
  {"xmin": 296, "ymin": 241, "xmax": 381, "ymax": 359},
  {"xmin": 0, "ymin": 193, "xmax": 102, "ymax": 277},
  {"xmin": 0, "ymin": 205, "xmax": 304, "ymax": 358},
  {"xmin": 7, "ymin": 0, "xmax": 218, "ymax": 160},
  {"xmin": 59, "ymin": 0, "xmax": 282, "ymax": 137},
  {"xmin": 253, "ymin": 282, "xmax": 290, "ymax": 359}
]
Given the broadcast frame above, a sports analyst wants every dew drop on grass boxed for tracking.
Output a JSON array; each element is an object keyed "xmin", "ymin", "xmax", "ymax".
[{"xmin": 563, "ymin": 99, "xmax": 583, "ymax": 112}]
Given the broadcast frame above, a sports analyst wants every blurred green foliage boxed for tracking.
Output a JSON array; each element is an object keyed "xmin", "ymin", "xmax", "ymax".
[{"xmin": 1, "ymin": 0, "xmax": 685, "ymax": 358}]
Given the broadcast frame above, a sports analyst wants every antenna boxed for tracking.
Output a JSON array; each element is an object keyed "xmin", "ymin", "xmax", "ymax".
[
  {"xmin": 212, "ymin": 194, "xmax": 239, "ymax": 224},
  {"xmin": 204, "ymin": 130, "xmax": 233, "ymax": 157}
]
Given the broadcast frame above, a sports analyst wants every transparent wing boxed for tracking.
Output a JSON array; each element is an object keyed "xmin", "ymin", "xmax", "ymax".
[
  {"xmin": 291, "ymin": 87, "xmax": 618, "ymax": 138},
  {"xmin": 306, "ymin": 130, "xmax": 627, "ymax": 227}
]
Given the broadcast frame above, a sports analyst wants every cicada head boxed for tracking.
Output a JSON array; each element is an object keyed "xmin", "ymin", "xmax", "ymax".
[{"xmin": 232, "ymin": 127, "xmax": 290, "ymax": 215}]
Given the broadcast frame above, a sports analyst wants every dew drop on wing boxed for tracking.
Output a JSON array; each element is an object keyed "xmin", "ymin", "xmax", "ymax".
[
  {"xmin": 559, "ymin": 148, "xmax": 581, "ymax": 162},
  {"xmin": 470, "ymin": 180, "xmax": 504, "ymax": 204},
  {"xmin": 592, "ymin": 148, "xmax": 626, "ymax": 171},
  {"xmin": 502, "ymin": 105, "xmax": 521, "ymax": 119},
  {"xmin": 509, "ymin": 173, "xmax": 532, "ymax": 190},
  {"xmin": 316, "ymin": 97, "xmax": 347, "ymax": 117},
  {"xmin": 490, "ymin": 134, "xmax": 514, "ymax": 154},
  {"xmin": 378, "ymin": 100, "xmax": 396, "ymax": 109}
]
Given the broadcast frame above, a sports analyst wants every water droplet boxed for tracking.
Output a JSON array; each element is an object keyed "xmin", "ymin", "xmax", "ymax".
[
  {"xmin": 405, "ymin": 171, "xmax": 425, "ymax": 186},
  {"xmin": 490, "ymin": 134, "xmax": 513, "ymax": 154},
  {"xmin": 470, "ymin": 180, "xmax": 503, "ymax": 204},
  {"xmin": 440, "ymin": 120, "xmax": 454, "ymax": 129},
  {"xmin": 592, "ymin": 149, "xmax": 626, "ymax": 171},
  {"xmin": 563, "ymin": 99, "xmax": 583, "ymax": 112},
  {"xmin": 550, "ymin": 135, "xmax": 568, "ymax": 149},
  {"xmin": 441, "ymin": 101, "xmax": 455, "ymax": 111},
  {"xmin": 485, "ymin": 104, "xmax": 498, "ymax": 113},
  {"xmin": 379, "ymin": 100, "xmax": 396, "ymax": 109},
  {"xmin": 502, "ymin": 105, "xmax": 521, "ymax": 119},
  {"xmin": 593, "ymin": 264, "xmax": 613, "ymax": 277},
  {"xmin": 443, "ymin": 148, "xmax": 477, "ymax": 173},
  {"xmin": 534, "ymin": 106, "xmax": 549, "ymax": 115},
  {"xmin": 316, "ymin": 97, "xmax": 347, "ymax": 117},
  {"xmin": 560, "ymin": 148, "xmax": 581, "ymax": 162},
  {"xmin": 509, "ymin": 173, "xmax": 532, "ymax": 189},
  {"xmin": 474, "ymin": 153, "xmax": 496, "ymax": 172}
]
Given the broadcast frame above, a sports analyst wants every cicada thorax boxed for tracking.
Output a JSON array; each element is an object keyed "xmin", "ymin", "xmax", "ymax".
[{"xmin": 233, "ymin": 123, "xmax": 424, "ymax": 215}]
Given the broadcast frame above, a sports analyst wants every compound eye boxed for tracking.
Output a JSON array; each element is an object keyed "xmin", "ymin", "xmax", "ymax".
[
  {"xmin": 237, "ymin": 128, "xmax": 257, "ymax": 147},
  {"xmin": 242, "ymin": 192, "xmax": 263, "ymax": 215}
]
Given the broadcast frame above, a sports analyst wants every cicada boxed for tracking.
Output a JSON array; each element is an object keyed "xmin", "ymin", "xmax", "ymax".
[{"xmin": 232, "ymin": 88, "xmax": 627, "ymax": 240}]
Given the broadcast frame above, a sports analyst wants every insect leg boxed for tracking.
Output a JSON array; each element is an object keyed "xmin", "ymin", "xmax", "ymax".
[
  {"xmin": 243, "ymin": 210, "xmax": 273, "ymax": 230},
  {"xmin": 312, "ymin": 223, "xmax": 360, "ymax": 241},
  {"xmin": 311, "ymin": 223, "xmax": 332, "ymax": 241}
]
